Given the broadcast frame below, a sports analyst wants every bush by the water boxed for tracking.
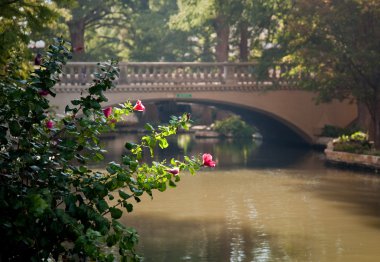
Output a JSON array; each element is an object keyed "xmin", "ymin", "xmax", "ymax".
[
  {"xmin": 213, "ymin": 116, "xmax": 256, "ymax": 138},
  {"xmin": 333, "ymin": 131, "xmax": 373, "ymax": 154}
]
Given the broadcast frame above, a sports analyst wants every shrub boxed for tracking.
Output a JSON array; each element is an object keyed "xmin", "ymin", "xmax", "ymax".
[
  {"xmin": 0, "ymin": 38, "xmax": 212, "ymax": 261},
  {"xmin": 320, "ymin": 124, "xmax": 361, "ymax": 137},
  {"xmin": 213, "ymin": 115, "xmax": 256, "ymax": 138},
  {"xmin": 333, "ymin": 131, "xmax": 372, "ymax": 154}
]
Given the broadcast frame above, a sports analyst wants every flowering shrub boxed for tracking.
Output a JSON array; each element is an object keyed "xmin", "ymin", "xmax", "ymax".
[
  {"xmin": 333, "ymin": 131, "xmax": 372, "ymax": 154},
  {"xmin": 0, "ymin": 38, "xmax": 215, "ymax": 261}
]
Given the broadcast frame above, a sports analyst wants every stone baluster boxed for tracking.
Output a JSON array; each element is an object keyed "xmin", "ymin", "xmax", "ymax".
[
  {"xmin": 60, "ymin": 65, "xmax": 69, "ymax": 85},
  {"xmin": 167, "ymin": 66, "xmax": 173, "ymax": 83},
  {"xmin": 174, "ymin": 66, "xmax": 180, "ymax": 83},
  {"xmin": 78, "ymin": 64, "xmax": 87, "ymax": 85},
  {"xmin": 85, "ymin": 64, "xmax": 94, "ymax": 84},
  {"xmin": 69, "ymin": 65, "xmax": 77, "ymax": 85},
  {"xmin": 223, "ymin": 64, "xmax": 236, "ymax": 85},
  {"xmin": 118, "ymin": 63, "xmax": 127, "ymax": 84},
  {"xmin": 145, "ymin": 66, "xmax": 150, "ymax": 81},
  {"xmin": 136, "ymin": 66, "xmax": 142, "ymax": 82},
  {"xmin": 159, "ymin": 66, "xmax": 165, "ymax": 82},
  {"xmin": 152, "ymin": 66, "xmax": 158, "ymax": 83},
  {"xmin": 195, "ymin": 66, "xmax": 200, "ymax": 81},
  {"xmin": 129, "ymin": 65, "xmax": 136, "ymax": 83},
  {"xmin": 206, "ymin": 65, "xmax": 213, "ymax": 81},
  {"xmin": 187, "ymin": 65, "xmax": 193, "ymax": 81}
]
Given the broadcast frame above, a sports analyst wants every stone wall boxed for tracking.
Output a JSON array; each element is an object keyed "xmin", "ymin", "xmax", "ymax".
[{"xmin": 324, "ymin": 142, "xmax": 380, "ymax": 170}]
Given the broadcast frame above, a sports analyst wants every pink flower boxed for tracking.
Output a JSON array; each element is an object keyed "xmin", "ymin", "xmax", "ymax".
[
  {"xmin": 103, "ymin": 107, "xmax": 112, "ymax": 118},
  {"xmin": 38, "ymin": 90, "xmax": 49, "ymax": 96},
  {"xmin": 133, "ymin": 100, "xmax": 145, "ymax": 112},
  {"xmin": 167, "ymin": 167, "xmax": 179, "ymax": 176},
  {"xmin": 46, "ymin": 120, "xmax": 54, "ymax": 129},
  {"xmin": 202, "ymin": 153, "xmax": 216, "ymax": 167}
]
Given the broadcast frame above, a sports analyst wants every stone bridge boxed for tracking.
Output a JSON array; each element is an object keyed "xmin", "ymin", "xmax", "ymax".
[{"xmin": 49, "ymin": 62, "xmax": 357, "ymax": 145}]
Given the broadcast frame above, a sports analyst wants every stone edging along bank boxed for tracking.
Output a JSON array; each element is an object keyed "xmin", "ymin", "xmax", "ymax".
[{"xmin": 324, "ymin": 141, "xmax": 380, "ymax": 170}]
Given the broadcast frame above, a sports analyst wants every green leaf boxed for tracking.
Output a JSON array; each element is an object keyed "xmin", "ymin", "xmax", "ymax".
[
  {"xmin": 125, "ymin": 203, "xmax": 133, "ymax": 213},
  {"xmin": 95, "ymin": 152, "xmax": 104, "ymax": 161},
  {"xmin": 117, "ymin": 172, "xmax": 129, "ymax": 182},
  {"xmin": 109, "ymin": 207, "xmax": 123, "ymax": 219},
  {"xmin": 124, "ymin": 142, "xmax": 136, "ymax": 150},
  {"xmin": 71, "ymin": 99, "xmax": 81, "ymax": 105},
  {"xmin": 158, "ymin": 138, "xmax": 169, "ymax": 149},
  {"xmin": 106, "ymin": 234, "xmax": 119, "ymax": 247},
  {"xmin": 9, "ymin": 121, "xmax": 22, "ymax": 136},
  {"xmin": 96, "ymin": 199, "xmax": 109, "ymax": 213},
  {"xmin": 169, "ymin": 180, "xmax": 177, "ymax": 188},
  {"xmin": 158, "ymin": 182, "xmax": 167, "ymax": 192},
  {"xmin": 29, "ymin": 194, "xmax": 48, "ymax": 216},
  {"xmin": 118, "ymin": 190, "xmax": 131, "ymax": 200},
  {"xmin": 144, "ymin": 123, "xmax": 154, "ymax": 131},
  {"xmin": 129, "ymin": 161, "xmax": 138, "ymax": 172}
]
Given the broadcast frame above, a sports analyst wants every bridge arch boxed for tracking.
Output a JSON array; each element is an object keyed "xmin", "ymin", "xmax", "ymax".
[{"xmin": 124, "ymin": 98, "xmax": 312, "ymax": 145}]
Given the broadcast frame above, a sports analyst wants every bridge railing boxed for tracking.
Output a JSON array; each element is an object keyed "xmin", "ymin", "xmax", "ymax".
[{"xmin": 58, "ymin": 62, "xmax": 293, "ymax": 87}]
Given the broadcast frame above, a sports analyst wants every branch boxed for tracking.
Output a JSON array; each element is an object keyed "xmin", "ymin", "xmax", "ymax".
[
  {"xmin": 0, "ymin": 0, "xmax": 20, "ymax": 7},
  {"xmin": 83, "ymin": 5, "xmax": 110, "ymax": 27}
]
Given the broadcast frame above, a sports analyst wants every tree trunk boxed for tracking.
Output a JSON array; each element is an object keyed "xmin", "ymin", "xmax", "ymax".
[
  {"xmin": 373, "ymin": 94, "xmax": 380, "ymax": 148},
  {"xmin": 239, "ymin": 22, "xmax": 248, "ymax": 62},
  {"xmin": 67, "ymin": 19, "xmax": 86, "ymax": 60},
  {"xmin": 357, "ymin": 101, "xmax": 374, "ymax": 138},
  {"xmin": 214, "ymin": 15, "xmax": 229, "ymax": 62}
]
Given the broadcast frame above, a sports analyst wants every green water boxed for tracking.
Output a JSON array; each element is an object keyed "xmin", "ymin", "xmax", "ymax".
[{"xmin": 102, "ymin": 134, "xmax": 380, "ymax": 262}]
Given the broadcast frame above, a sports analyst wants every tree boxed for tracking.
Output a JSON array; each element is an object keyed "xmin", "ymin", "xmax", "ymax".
[
  {"xmin": 124, "ymin": 0, "xmax": 199, "ymax": 62},
  {"xmin": 0, "ymin": 0, "xmax": 70, "ymax": 72},
  {"xmin": 277, "ymin": 0, "xmax": 380, "ymax": 146},
  {"xmin": 170, "ymin": 0, "xmax": 284, "ymax": 62},
  {"xmin": 170, "ymin": 0, "xmax": 234, "ymax": 61},
  {"xmin": 64, "ymin": 0, "xmax": 147, "ymax": 60}
]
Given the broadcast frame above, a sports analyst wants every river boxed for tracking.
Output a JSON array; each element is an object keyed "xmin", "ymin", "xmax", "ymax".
[{"xmin": 101, "ymin": 134, "xmax": 380, "ymax": 262}]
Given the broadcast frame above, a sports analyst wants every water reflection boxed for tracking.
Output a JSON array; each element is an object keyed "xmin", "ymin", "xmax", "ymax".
[
  {"xmin": 100, "ymin": 133, "xmax": 311, "ymax": 169},
  {"xmin": 100, "ymin": 133, "xmax": 380, "ymax": 262}
]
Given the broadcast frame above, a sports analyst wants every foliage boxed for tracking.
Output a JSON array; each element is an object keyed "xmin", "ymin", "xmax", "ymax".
[
  {"xmin": 320, "ymin": 125, "xmax": 361, "ymax": 138},
  {"xmin": 276, "ymin": 0, "xmax": 380, "ymax": 146},
  {"xmin": 0, "ymin": 0, "xmax": 72, "ymax": 72},
  {"xmin": 170, "ymin": 0, "xmax": 285, "ymax": 61},
  {"xmin": 333, "ymin": 131, "xmax": 372, "ymax": 154},
  {"xmin": 213, "ymin": 115, "xmax": 256, "ymax": 138},
  {"xmin": 0, "ymin": 38, "xmax": 207, "ymax": 261},
  {"xmin": 124, "ymin": 0, "xmax": 199, "ymax": 62}
]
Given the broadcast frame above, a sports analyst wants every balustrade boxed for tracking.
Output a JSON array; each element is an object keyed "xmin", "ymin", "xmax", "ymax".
[{"xmin": 58, "ymin": 62, "xmax": 291, "ymax": 89}]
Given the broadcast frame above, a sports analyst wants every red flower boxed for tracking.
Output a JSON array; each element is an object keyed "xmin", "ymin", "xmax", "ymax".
[
  {"xmin": 133, "ymin": 100, "xmax": 145, "ymax": 112},
  {"xmin": 38, "ymin": 90, "xmax": 49, "ymax": 96},
  {"xmin": 202, "ymin": 153, "xmax": 216, "ymax": 167},
  {"xmin": 167, "ymin": 167, "xmax": 179, "ymax": 176},
  {"xmin": 103, "ymin": 107, "xmax": 112, "ymax": 118},
  {"xmin": 46, "ymin": 120, "xmax": 54, "ymax": 129}
]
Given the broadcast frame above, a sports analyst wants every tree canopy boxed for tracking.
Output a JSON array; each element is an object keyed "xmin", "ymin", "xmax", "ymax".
[
  {"xmin": 0, "ymin": 0, "xmax": 71, "ymax": 71},
  {"xmin": 275, "ymin": 0, "xmax": 380, "ymax": 145}
]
